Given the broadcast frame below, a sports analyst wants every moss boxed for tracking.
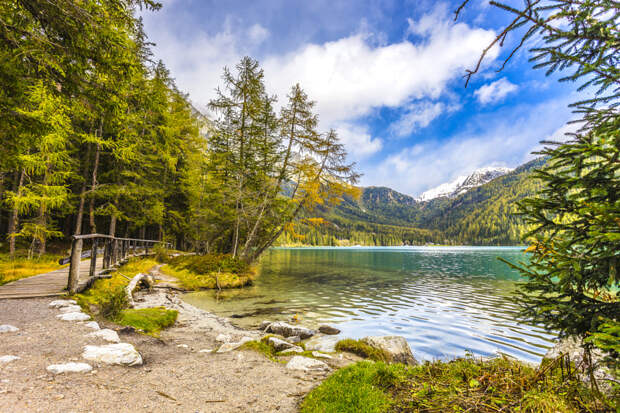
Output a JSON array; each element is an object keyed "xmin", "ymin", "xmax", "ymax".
[
  {"xmin": 335, "ymin": 339, "xmax": 390, "ymax": 362},
  {"xmin": 0, "ymin": 253, "xmax": 65, "ymax": 285},
  {"xmin": 159, "ymin": 263, "xmax": 256, "ymax": 291},
  {"xmin": 301, "ymin": 355, "xmax": 616, "ymax": 413},
  {"xmin": 116, "ymin": 307, "xmax": 178, "ymax": 334},
  {"xmin": 239, "ymin": 339, "xmax": 283, "ymax": 363}
]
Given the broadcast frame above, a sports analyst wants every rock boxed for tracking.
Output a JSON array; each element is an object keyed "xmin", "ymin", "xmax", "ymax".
[
  {"xmin": 82, "ymin": 343, "xmax": 142, "ymax": 366},
  {"xmin": 286, "ymin": 335, "xmax": 301, "ymax": 344},
  {"xmin": 0, "ymin": 325, "xmax": 19, "ymax": 333},
  {"xmin": 118, "ymin": 326, "xmax": 136, "ymax": 334},
  {"xmin": 48, "ymin": 299, "xmax": 77, "ymax": 308},
  {"xmin": 86, "ymin": 329, "xmax": 120, "ymax": 343},
  {"xmin": 286, "ymin": 356, "xmax": 330, "ymax": 372},
  {"xmin": 318, "ymin": 325, "xmax": 341, "ymax": 335},
  {"xmin": 217, "ymin": 337, "xmax": 254, "ymax": 353},
  {"xmin": 361, "ymin": 336, "xmax": 417, "ymax": 365},
  {"xmin": 258, "ymin": 320, "xmax": 272, "ymax": 331},
  {"xmin": 280, "ymin": 347, "xmax": 304, "ymax": 355},
  {"xmin": 304, "ymin": 335, "xmax": 339, "ymax": 353},
  {"xmin": 59, "ymin": 305, "xmax": 83, "ymax": 313},
  {"xmin": 312, "ymin": 351, "xmax": 333, "ymax": 359},
  {"xmin": 265, "ymin": 321, "xmax": 315, "ymax": 339},
  {"xmin": 177, "ymin": 344, "xmax": 189, "ymax": 349},
  {"xmin": 46, "ymin": 362, "xmax": 93, "ymax": 374},
  {"xmin": 57, "ymin": 312, "xmax": 90, "ymax": 322},
  {"xmin": 198, "ymin": 349, "xmax": 213, "ymax": 353},
  {"xmin": 268, "ymin": 337, "xmax": 295, "ymax": 352},
  {"xmin": 0, "ymin": 355, "xmax": 20, "ymax": 363},
  {"xmin": 82, "ymin": 321, "xmax": 100, "ymax": 330},
  {"xmin": 215, "ymin": 333, "xmax": 231, "ymax": 343}
]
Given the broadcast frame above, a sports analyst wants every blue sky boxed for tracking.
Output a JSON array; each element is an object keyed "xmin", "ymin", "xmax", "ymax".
[{"xmin": 141, "ymin": 0, "xmax": 580, "ymax": 196}]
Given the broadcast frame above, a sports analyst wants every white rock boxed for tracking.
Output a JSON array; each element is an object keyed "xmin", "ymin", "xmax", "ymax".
[
  {"xmin": 0, "ymin": 325, "xmax": 19, "ymax": 333},
  {"xmin": 57, "ymin": 312, "xmax": 90, "ymax": 321},
  {"xmin": 215, "ymin": 333, "xmax": 231, "ymax": 343},
  {"xmin": 268, "ymin": 337, "xmax": 295, "ymax": 352},
  {"xmin": 279, "ymin": 346, "xmax": 304, "ymax": 355},
  {"xmin": 304, "ymin": 335, "xmax": 339, "ymax": 353},
  {"xmin": 48, "ymin": 299, "xmax": 77, "ymax": 308},
  {"xmin": 286, "ymin": 356, "xmax": 330, "ymax": 372},
  {"xmin": 82, "ymin": 343, "xmax": 142, "ymax": 366},
  {"xmin": 177, "ymin": 344, "xmax": 189, "ymax": 349},
  {"xmin": 198, "ymin": 349, "xmax": 213, "ymax": 353},
  {"xmin": 312, "ymin": 351, "xmax": 333, "ymax": 359},
  {"xmin": 82, "ymin": 321, "xmax": 100, "ymax": 330},
  {"xmin": 361, "ymin": 336, "xmax": 417, "ymax": 365},
  {"xmin": 46, "ymin": 362, "xmax": 93, "ymax": 374},
  {"xmin": 59, "ymin": 305, "xmax": 82, "ymax": 313},
  {"xmin": 217, "ymin": 337, "xmax": 254, "ymax": 353},
  {"xmin": 0, "ymin": 355, "xmax": 20, "ymax": 363},
  {"xmin": 86, "ymin": 329, "xmax": 120, "ymax": 343}
]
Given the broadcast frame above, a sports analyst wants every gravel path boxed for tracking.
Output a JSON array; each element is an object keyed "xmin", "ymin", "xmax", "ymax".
[{"xmin": 0, "ymin": 297, "xmax": 335, "ymax": 412}]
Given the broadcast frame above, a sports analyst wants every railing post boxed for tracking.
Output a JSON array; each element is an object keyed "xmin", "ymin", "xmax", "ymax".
[
  {"xmin": 145, "ymin": 241, "xmax": 150, "ymax": 255},
  {"xmin": 112, "ymin": 239, "xmax": 118, "ymax": 265},
  {"xmin": 103, "ymin": 239, "xmax": 110, "ymax": 269},
  {"xmin": 89, "ymin": 238, "xmax": 98, "ymax": 277},
  {"xmin": 67, "ymin": 237, "xmax": 83, "ymax": 294},
  {"xmin": 121, "ymin": 240, "xmax": 126, "ymax": 260}
]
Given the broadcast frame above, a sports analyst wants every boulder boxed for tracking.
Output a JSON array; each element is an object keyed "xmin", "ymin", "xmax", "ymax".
[
  {"xmin": 0, "ymin": 325, "xmax": 19, "ymax": 333},
  {"xmin": 57, "ymin": 312, "xmax": 90, "ymax": 322},
  {"xmin": 47, "ymin": 362, "xmax": 93, "ymax": 374},
  {"xmin": 361, "ymin": 336, "xmax": 417, "ymax": 365},
  {"xmin": 0, "ymin": 355, "xmax": 20, "ymax": 363},
  {"xmin": 82, "ymin": 321, "xmax": 100, "ymax": 330},
  {"xmin": 48, "ymin": 299, "xmax": 77, "ymax": 308},
  {"xmin": 217, "ymin": 337, "xmax": 254, "ymax": 353},
  {"xmin": 286, "ymin": 356, "xmax": 330, "ymax": 372},
  {"xmin": 82, "ymin": 343, "xmax": 142, "ymax": 366},
  {"xmin": 86, "ymin": 329, "xmax": 120, "ymax": 343},
  {"xmin": 286, "ymin": 336, "xmax": 301, "ymax": 344},
  {"xmin": 59, "ymin": 305, "xmax": 83, "ymax": 313},
  {"xmin": 268, "ymin": 337, "xmax": 295, "ymax": 352},
  {"xmin": 265, "ymin": 322, "xmax": 315, "ymax": 339},
  {"xmin": 318, "ymin": 325, "xmax": 341, "ymax": 335},
  {"xmin": 280, "ymin": 347, "xmax": 304, "ymax": 355},
  {"xmin": 258, "ymin": 320, "xmax": 273, "ymax": 331},
  {"xmin": 304, "ymin": 335, "xmax": 339, "ymax": 353},
  {"xmin": 215, "ymin": 333, "xmax": 231, "ymax": 343}
]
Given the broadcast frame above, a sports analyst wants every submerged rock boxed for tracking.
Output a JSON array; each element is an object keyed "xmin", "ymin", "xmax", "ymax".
[
  {"xmin": 318, "ymin": 325, "xmax": 341, "ymax": 335},
  {"xmin": 268, "ymin": 337, "xmax": 295, "ymax": 352},
  {"xmin": 264, "ymin": 322, "xmax": 315, "ymax": 339},
  {"xmin": 57, "ymin": 312, "xmax": 91, "ymax": 322},
  {"xmin": 82, "ymin": 343, "xmax": 142, "ymax": 366},
  {"xmin": 361, "ymin": 336, "xmax": 417, "ymax": 365},
  {"xmin": 86, "ymin": 329, "xmax": 120, "ymax": 343},
  {"xmin": 0, "ymin": 355, "xmax": 20, "ymax": 363},
  {"xmin": 286, "ymin": 356, "xmax": 330, "ymax": 372},
  {"xmin": 0, "ymin": 325, "xmax": 19, "ymax": 333},
  {"xmin": 47, "ymin": 362, "xmax": 93, "ymax": 374},
  {"xmin": 48, "ymin": 299, "xmax": 77, "ymax": 308},
  {"xmin": 286, "ymin": 336, "xmax": 301, "ymax": 344}
]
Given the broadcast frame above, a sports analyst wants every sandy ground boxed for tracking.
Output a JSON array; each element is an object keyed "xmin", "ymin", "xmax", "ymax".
[{"xmin": 0, "ymin": 291, "xmax": 353, "ymax": 413}]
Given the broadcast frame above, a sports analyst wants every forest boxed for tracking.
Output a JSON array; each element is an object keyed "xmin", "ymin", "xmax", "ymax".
[{"xmin": 0, "ymin": 0, "xmax": 357, "ymax": 262}]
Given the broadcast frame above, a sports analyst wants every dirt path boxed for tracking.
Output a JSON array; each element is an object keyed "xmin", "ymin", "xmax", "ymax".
[{"xmin": 0, "ymin": 294, "xmax": 335, "ymax": 413}]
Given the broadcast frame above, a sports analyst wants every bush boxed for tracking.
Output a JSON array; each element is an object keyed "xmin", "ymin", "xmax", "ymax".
[{"xmin": 99, "ymin": 286, "xmax": 128, "ymax": 319}]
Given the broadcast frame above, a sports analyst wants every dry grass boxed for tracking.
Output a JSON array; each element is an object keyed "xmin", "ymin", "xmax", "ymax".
[{"xmin": 0, "ymin": 254, "xmax": 65, "ymax": 286}]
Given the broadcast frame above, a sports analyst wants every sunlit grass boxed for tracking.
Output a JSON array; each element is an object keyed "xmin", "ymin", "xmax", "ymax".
[
  {"xmin": 0, "ymin": 253, "xmax": 65, "ymax": 286},
  {"xmin": 160, "ymin": 263, "xmax": 256, "ymax": 290},
  {"xmin": 116, "ymin": 307, "xmax": 178, "ymax": 334}
]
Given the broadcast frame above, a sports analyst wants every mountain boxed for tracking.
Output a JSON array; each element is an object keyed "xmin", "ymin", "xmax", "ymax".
[
  {"xmin": 417, "ymin": 166, "xmax": 513, "ymax": 201},
  {"xmin": 281, "ymin": 158, "xmax": 545, "ymax": 246}
]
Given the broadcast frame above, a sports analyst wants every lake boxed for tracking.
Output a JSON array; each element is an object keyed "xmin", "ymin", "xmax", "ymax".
[{"xmin": 183, "ymin": 246, "xmax": 557, "ymax": 364}]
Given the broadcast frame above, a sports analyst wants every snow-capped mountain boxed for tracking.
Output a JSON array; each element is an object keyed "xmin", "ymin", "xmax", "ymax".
[{"xmin": 417, "ymin": 166, "xmax": 513, "ymax": 201}]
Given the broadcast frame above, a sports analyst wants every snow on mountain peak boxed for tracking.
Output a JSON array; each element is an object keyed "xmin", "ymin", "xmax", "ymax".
[{"xmin": 417, "ymin": 166, "xmax": 513, "ymax": 201}]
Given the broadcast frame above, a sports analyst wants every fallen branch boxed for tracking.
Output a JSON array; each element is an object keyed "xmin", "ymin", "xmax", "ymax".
[{"xmin": 124, "ymin": 272, "xmax": 154, "ymax": 308}]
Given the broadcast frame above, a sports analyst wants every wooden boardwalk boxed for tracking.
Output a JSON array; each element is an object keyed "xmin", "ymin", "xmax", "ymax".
[{"xmin": 0, "ymin": 258, "xmax": 104, "ymax": 300}]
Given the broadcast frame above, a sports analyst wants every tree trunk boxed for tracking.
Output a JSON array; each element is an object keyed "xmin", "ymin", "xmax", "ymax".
[
  {"xmin": 108, "ymin": 194, "xmax": 119, "ymax": 236},
  {"xmin": 74, "ymin": 142, "xmax": 92, "ymax": 235},
  {"xmin": 8, "ymin": 169, "xmax": 25, "ymax": 258},
  {"xmin": 88, "ymin": 142, "xmax": 100, "ymax": 234}
]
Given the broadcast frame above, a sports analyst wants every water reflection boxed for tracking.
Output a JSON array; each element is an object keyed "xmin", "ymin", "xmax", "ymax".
[{"xmin": 183, "ymin": 247, "xmax": 557, "ymax": 364}]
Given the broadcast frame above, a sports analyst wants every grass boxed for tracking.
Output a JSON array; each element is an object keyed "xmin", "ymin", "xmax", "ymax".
[
  {"xmin": 301, "ymin": 356, "xmax": 617, "ymax": 413},
  {"xmin": 239, "ymin": 339, "xmax": 282, "ymax": 363},
  {"xmin": 159, "ymin": 254, "xmax": 256, "ymax": 291},
  {"xmin": 116, "ymin": 307, "xmax": 178, "ymax": 334},
  {"xmin": 0, "ymin": 253, "xmax": 65, "ymax": 285},
  {"xmin": 335, "ymin": 339, "xmax": 390, "ymax": 362}
]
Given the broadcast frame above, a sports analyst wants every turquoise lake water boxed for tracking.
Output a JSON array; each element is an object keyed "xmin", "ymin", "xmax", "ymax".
[{"xmin": 184, "ymin": 247, "xmax": 557, "ymax": 364}]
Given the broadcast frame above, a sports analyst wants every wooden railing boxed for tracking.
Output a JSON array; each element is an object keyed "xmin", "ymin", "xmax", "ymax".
[{"xmin": 67, "ymin": 234, "xmax": 171, "ymax": 294}]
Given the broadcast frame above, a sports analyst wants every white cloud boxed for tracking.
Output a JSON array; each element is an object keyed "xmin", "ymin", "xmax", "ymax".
[
  {"xmin": 390, "ymin": 101, "xmax": 462, "ymax": 137},
  {"xmin": 142, "ymin": 7, "xmax": 497, "ymax": 159},
  {"xmin": 333, "ymin": 123, "xmax": 383, "ymax": 160},
  {"xmin": 474, "ymin": 77, "xmax": 518, "ymax": 104}
]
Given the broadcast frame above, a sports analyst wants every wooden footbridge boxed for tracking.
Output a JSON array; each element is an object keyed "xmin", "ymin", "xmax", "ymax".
[{"xmin": 0, "ymin": 235, "xmax": 169, "ymax": 299}]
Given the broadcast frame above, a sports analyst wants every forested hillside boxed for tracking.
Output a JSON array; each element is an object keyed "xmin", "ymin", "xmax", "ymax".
[{"xmin": 282, "ymin": 158, "xmax": 545, "ymax": 246}]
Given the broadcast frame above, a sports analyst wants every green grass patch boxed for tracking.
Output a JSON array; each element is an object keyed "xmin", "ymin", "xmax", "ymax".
[
  {"xmin": 301, "ymin": 356, "xmax": 617, "ymax": 413},
  {"xmin": 335, "ymin": 339, "xmax": 390, "ymax": 362},
  {"xmin": 160, "ymin": 255, "xmax": 256, "ymax": 291},
  {"xmin": 116, "ymin": 307, "xmax": 178, "ymax": 334},
  {"xmin": 239, "ymin": 339, "xmax": 283, "ymax": 362},
  {"xmin": 0, "ymin": 253, "xmax": 65, "ymax": 285}
]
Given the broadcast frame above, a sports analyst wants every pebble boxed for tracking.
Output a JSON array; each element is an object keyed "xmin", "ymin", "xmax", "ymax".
[
  {"xmin": 86, "ymin": 329, "xmax": 120, "ymax": 343},
  {"xmin": 0, "ymin": 355, "xmax": 20, "ymax": 363},
  {"xmin": 47, "ymin": 362, "xmax": 93, "ymax": 374},
  {"xmin": 48, "ymin": 299, "xmax": 77, "ymax": 308},
  {"xmin": 0, "ymin": 325, "xmax": 19, "ymax": 333},
  {"xmin": 82, "ymin": 321, "xmax": 100, "ymax": 330}
]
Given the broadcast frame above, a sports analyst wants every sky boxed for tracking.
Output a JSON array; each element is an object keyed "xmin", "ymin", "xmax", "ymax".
[{"xmin": 140, "ymin": 0, "xmax": 581, "ymax": 197}]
